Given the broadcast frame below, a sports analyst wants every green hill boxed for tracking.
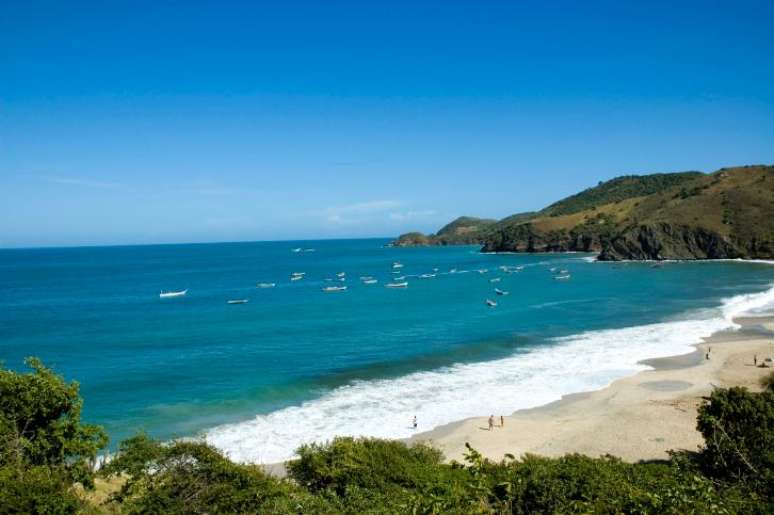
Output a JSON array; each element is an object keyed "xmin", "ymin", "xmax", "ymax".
[
  {"xmin": 395, "ymin": 165, "xmax": 774, "ymax": 260},
  {"xmin": 540, "ymin": 171, "xmax": 704, "ymax": 217},
  {"xmin": 392, "ymin": 216, "xmax": 497, "ymax": 246}
]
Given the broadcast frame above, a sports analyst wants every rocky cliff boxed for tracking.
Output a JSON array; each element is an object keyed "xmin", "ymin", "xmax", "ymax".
[{"xmin": 396, "ymin": 165, "xmax": 774, "ymax": 260}]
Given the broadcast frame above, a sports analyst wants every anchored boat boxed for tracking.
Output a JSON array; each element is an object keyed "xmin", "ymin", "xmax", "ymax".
[{"xmin": 159, "ymin": 289, "xmax": 187, "ymax": 299}]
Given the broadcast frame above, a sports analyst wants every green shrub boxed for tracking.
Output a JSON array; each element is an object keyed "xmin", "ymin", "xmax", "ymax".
[
  {"xmin": 104, "ymin": 438, "xmax": 331, "ymax": 514},
  {"xmin": 697, "ymin": 386, "xmax": 774, "ymax": 496}
]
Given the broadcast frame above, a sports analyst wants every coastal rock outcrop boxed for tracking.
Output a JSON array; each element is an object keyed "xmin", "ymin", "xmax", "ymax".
[{"xmin": 396, "ymin": 165, "xmax": 774, "ymax": 261}]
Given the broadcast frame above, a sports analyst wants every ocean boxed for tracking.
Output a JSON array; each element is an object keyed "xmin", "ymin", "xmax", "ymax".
[{"xmin": 1, "ymin": 239, "xmax": 772, "ymax": 463}]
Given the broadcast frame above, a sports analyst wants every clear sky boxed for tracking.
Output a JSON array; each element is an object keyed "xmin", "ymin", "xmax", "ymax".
[{"xmin": 2, "ymin": 1, "xmax": 773, "ymax": 247}]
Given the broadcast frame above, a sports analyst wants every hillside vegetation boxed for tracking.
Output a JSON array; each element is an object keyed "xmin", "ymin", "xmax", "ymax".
[
  {"xmin": 394, "ymin": 165, "xmax": 774, "ymax": 260},
  {"xmin": 2, "ymin": 359, "xmax": 773, "ymax": 513},
  {"xmin": 393, "ymin": 216, "xmax": 497, "ymax": 246}
]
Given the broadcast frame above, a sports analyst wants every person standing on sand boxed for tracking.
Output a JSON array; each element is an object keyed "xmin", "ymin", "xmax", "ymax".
[
  {"xmin": 754, "ymin": 355, "xmax": 758, "ymax": 366},
  {"xmin": 500, "ymin": 415, "xmax": 504, "ymax": 428},
  {"xmin": 412, "ymin": 416, "xmax": 417, "ymax": 429},
  {"xmin": 488, "ymin": 415, "xmax": 494, "ymax": 431}
]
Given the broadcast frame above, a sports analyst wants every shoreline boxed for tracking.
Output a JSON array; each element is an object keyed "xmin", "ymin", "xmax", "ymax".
[{"xmin": 408, "ymin": 315, "xmax": 774, "ymax": 463}]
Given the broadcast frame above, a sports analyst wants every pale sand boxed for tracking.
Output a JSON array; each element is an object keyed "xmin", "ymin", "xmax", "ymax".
[{"xmin": 410, "ymin": 317, "xmax": 774, "ymax": 463}]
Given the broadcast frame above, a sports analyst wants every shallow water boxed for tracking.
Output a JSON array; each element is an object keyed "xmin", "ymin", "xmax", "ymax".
[{"xmin": 1, "ymin": 239, "xmax": 772, "ymax": 462}]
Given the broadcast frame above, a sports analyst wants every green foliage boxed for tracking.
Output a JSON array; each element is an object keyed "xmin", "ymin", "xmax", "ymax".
[
  {"xmin": 696, "ymin": 386, "xmax": 774, "ymax": 496},
  {"xmin": 288, "ymin": 437, "xmax": 469, "ymax": 512},
  {"xmin": 542, "ymin": 171, "xmax": 704, "ymax": 217},
  {"xmin": 103, "ymin": 438, "xmax": 332, "ymax": 514},
  {"xmin": 0, "ymin": 358, "xmax": 108, "ymax": 513},
  {"xmin": 0, "ymin": 358, "xmax": 108, "ymax": 479},
  {"xmin": 0, "ymin": 464, "xmax": 85, "ymax": 514}
]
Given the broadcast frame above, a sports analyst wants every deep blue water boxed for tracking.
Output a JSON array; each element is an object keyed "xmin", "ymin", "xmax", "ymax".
[{"xmin": 1, "ymin": 239, "xmax": 772, "ymax": 461}]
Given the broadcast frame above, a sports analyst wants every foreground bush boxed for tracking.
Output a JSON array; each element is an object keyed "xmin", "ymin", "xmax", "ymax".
[
  {"xmin": 2, "ymin": 358, "xmax": 773, "ymax": 513},
  {"xmin": 0, "ymin": 358, "xmax": 108, "ymax": 513},
  {"xmin": 697, "ymin": 385, "xmax": 774, "ymax": 498},
  {"xmin": 102, "ymin": 435, "xmax": 332, "ymax": 514}
]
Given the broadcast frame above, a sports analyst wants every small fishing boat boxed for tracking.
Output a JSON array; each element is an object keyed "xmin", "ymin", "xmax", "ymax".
[
  {"xmin": 478, "ymin": 269, "xmax": 488, "ymax": 274},
  {"xmin": 302, "ymin": 248, "xmax": 316, "ymax": 253},
  {"xmin": 485, "ymin": 299, "xmax": 498, "ymax": 307},
  {"xmin": 322, "ymin": 285, "xmax": 347, "ymax": 292},
  {"xmin": 360, "ymin": 276, "xmax": 374, "ymax": 280},
  {"xmin": 489, "ymin": 277, "xmax": 501, "ymax": 283},
  {"xmin": 554, "ymin": 274, "xmax": 571, "ymax": 280},
  {"xmin": 291, "ymin": 248, "xmax": 302, "ymax": 253},
  {"xmin": 336, "ymin": 272, "xmax": 346, "ymax": 278},
  {"xmin": 559, "ymin": 269, "xmax": 569, "ymax": 274},
  {"xmin": 159, "ymin": 289, "xmax": 187, "ymax": 298},
  {"xmin": 337, "ymin": 277, "xmax": 347, "ymax": 282},
  {"xmin": 495, "ymin": 288, "xmax": 509, "ymax": 296},
  {"xmin": 515, "ymin": 266, "xmax": 524, "ymax": 271},
  {"xmin": 420, "ymin": 273, "xmax": 436, "ymax": 279},
  {"xmin": 362, "ymin": 279, "xmax": 378, "ymax": 285},
  {"xmin": 393, "ymin": 275, "xmax": 406, "ymax": 281},
  {"xmin": 256, "ymin": 282, "xmax": 275, "ymax": 288},
  {"xmin": 290, "ymin": 275, "xmax": 304, "ymax": 281},
  {"xmin": 385, "ymin": 282, "xmax": 408, "ymax": 288},
  {"xmin": 432, "ymin": 267, "xmax": 439, "ymax": 272},
  {"xmin": 549, "ymin": 267, "xmax": 558, "ymax": 272},
  {"xmin": 449, "ymin": 268, "xmax": 457, "ymax": 274},
  {"xmin": 392, "ymin": 262, "xmax": 404, "ymax": 269},
  {"xmin": 227, "ymin": 299, "xmax": 249, "ymax": 304}
]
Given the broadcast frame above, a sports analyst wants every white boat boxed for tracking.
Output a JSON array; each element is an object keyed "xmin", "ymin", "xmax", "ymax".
[
  {"xmin": 360, "ymin": 276, "xmax": 374, "ymax": 280},
  {"xmin": 478, "ymin": 269, "xmax": 488, "ymax": 274},
  {"xmin": 362, "ymin": 279, "xmax": 378, "ymax": 285},
  {"xmin": 420, "ymin": 273, "xmax": 436, "ymax": 279},
  {"xmin": 227, "ymin": 299, "xmax": 249, "ymax": 304},
  {"xmin": 256, "ymin": 282, "xmax": 275, "ymax": 288},
  {"xmin": 290, "ymin": 275, "xmax": 304, "ymax": 281},
  {"xmin": 485, "ymin": 299, "xmax": 498, "ymax": 307},
  {"xmin": 159, "ymin": 289, "xmax": 187, "ymax": 298},
  {"xmin": 449, "ymin": 268, "xmax": 457, "ymax": 274},
  {"xmin": 495, "ymin": 288, "xmax": 509, "ymax": 296},
  {"xmin": 385, "ymin": 282, "xmax": 408, "ymax": 288},
  {"xmin": 322, "ymin": 285, "xmax": 347, "ymax": 292},
  {"xmin": 515, "ymin": 266, "xmax": 524, "ymax": 271},
  {"xmin": 432, "ymin": 267, "xmax": 439, "ymax": 272},
  {"xmin": 394, "ymin": 275, "xmax": 406, "ymax": 281},
  {"xmin": 337, "ymin": 277, "xmax": 347, "ymax": 282},
  {"xmin": 549, "ymin": 267, "xmax": 558, "ymax": 272},
  {"xmin": 554, "ymin": 274, "xmax": 571, "ymax": 280},
  {"xmin": 291, "ymin": 248, "xmax": 302, "ymax": 253},
  {"xmin": 336, "ymin": 272, "xmax": 346, "ymax": 278},
  {"xmin": 489, "ymin": 277, "xmax": 501, "ymax": 283},
  {"xmin": 392, "ymin": 262, "xmax": 404, "ymax": 269},
  {"xmin": 302, "ymin": 248, "xmax": 316, "ymax": 253},
  {"xmin": 559, "ymin": 269, "xmax": 569, "ymax": 274}
]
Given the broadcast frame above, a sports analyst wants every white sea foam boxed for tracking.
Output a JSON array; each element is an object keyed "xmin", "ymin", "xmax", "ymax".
[{"xmin": 206, "ymin": 285, "xmax": 774, "ymax": 464}]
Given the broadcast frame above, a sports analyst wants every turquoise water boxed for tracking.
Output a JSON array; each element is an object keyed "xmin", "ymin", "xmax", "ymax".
[{"xmin": 1, "ymin": 239, "xmax": 772, "ymax": 462}]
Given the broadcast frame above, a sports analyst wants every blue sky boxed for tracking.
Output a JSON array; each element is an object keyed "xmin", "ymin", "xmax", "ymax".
[{"xmin": 2, "ymin": 1, "xmax": 773, "ymax": 247}]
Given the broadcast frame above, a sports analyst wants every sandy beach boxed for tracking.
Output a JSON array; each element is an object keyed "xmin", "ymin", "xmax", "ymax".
[{"xmin": 410, "ymin": 315, "xmax": 774, "ymax": 463}]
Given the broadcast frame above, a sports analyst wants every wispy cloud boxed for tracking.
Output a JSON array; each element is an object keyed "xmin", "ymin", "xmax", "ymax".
[
  {"xmin": 320, "ymin": 200, "xmax": 401, "ymax": 224},
  {"xmin": 387, "ymin": 209, "xmax": 437, "ymax": 222},
  {"xmin": 43, "ymin": 175, "xmax": 126, "ymax": 190}
]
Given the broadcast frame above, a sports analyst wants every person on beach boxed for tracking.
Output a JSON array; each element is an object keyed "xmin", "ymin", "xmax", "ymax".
[
  {"xmin": 500, "ymin": 415, "xmax": 504, "ymax": 428},
  {"xmin": 488, "ymin": 415, "xmax": 494, "ymax": 431},
  {"xmin": 412, "ymin": 416, "xmax": 417, "ymax": 429},
  {"xmin": 754, "ymin": 355, "xmax": 757, "ymax": 366}
]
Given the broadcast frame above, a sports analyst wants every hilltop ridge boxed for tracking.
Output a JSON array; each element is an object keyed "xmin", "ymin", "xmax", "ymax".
[{"xmin": 393, "ymin": 165, "xmax": 774, "ymax": 260}]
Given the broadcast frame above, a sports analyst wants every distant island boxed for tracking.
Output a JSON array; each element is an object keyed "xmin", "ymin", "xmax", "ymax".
[{"xmin": 393, "ymin": 164, "xmax": 774, "ymax": 260}]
